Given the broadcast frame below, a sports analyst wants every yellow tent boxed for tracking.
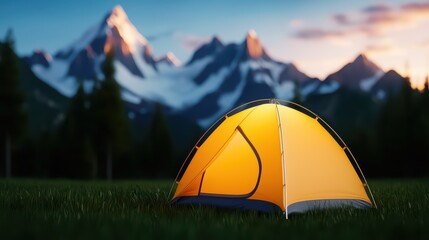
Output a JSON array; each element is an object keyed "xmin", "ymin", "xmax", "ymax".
[{"xmin": 170, "ymin": 99, "xmax": 376, "ymax": 218}]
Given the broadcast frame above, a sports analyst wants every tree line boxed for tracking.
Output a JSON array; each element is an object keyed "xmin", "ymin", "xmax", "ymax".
[{"xmin": 0, "ymin": 31, "xmax": 178, "ymax": 179}]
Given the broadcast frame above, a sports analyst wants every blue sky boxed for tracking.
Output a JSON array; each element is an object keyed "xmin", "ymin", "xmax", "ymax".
[{"xmin": 1, "ymin": 0, "xmax": 428, "ymax": 81}]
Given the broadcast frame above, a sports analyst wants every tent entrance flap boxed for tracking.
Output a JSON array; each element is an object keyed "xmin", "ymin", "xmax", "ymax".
[{"xmin": 200, "ymin": 127, "xmax": 261, "ymax": 198}]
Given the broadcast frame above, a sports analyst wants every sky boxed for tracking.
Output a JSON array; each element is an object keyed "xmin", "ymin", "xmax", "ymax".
[{"xmin": 1, "ymin": 0, "xmax": 429, "ymax": 85}]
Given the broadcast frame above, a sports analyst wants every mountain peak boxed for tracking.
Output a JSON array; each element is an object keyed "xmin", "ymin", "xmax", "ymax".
[
  {"xmin": 210, "ymin": 36, "xmax": 223, "ymax": 46},
  {"xmin": 352, "ymin": 53, "xmax": 381, "ymax": 71},
  {"xmin": 243, "ymin": 29, "xmax": 265, "ymax": 59},
  {"xmin": 34, "ymin": 49, "xmax": 52, "ymax": 62},
  {"xmin": 23, "ymin": 49, "xmax": 52, "ymax": 68},
  {"xmin": 112, "ymin": 5, "xmax": 125, "ymax": 12},
  {"xmin": 102, "ymin": 5, "xmax": 148, "ymax": 51},
  {"xmin": 247, "ymin": 29, "xmax": 258, "ymax": 39},
  {"xmin": 325, "ymin": 53, "xmax": 384, "ymax": 90},
  {"xmin": 356, "ymin": 53, "xmax": 367, "ymax": 61},
  {"xmin": 186, "ymin": 36, "xmax": 224, "ymax": 65},
  {"xmin": 105, "ymin": 5, "xmax": 129, "ymax": 30}
]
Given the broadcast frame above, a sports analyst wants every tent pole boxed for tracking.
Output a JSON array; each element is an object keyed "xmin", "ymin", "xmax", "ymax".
[
  {"xmin": 167, "ymin": 110, "xmax": 229, "ymax": 200},
  {"xmin": 167, "ymin": 146, "xmax": 197, "ymax": 200},
  {"xmin": 346, "ymin": 149, "xmax": 378, "ymax": 209},
  {"xmin": 275, "ymin": 99, "xmax": 288, "ymax": 219}
]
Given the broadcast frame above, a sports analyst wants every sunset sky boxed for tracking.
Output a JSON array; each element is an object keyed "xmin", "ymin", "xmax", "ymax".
[{"xmin": 1, "ymin": 0, "xmax": 428, "ymax": 85}]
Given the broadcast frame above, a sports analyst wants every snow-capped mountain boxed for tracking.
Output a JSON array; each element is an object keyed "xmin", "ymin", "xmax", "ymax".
[
  {"xmin": 309, "ymin": 54, "xmax": 404, "ymax": 100},
  {"xmin": 326, "ymin": 54, "xmax": 383, "ymax": 91},
  {"xmin": 371, "ymin": 69, "xmax": 404, "ymax": 99},
  {"xmin": 31, "ymin": 5, "xmax": 159, "ymax": 98},
  {"xmin": 187, "ymin": 37, "xmax": 223, "ymax": 65},
  {"xmin": 182, "ymin": 30, "xmax": 319, "ymax": 126},
  {"xmin": 26, "ymin": 5, "xmax": 316, "ymax": 127},
  {"xmin": 123, "ymin": 30, "xmax": 314, "ymax": 126},
  {"xmin": 25, "ymin": 5, "xmax": 405, "ymax": 129}
]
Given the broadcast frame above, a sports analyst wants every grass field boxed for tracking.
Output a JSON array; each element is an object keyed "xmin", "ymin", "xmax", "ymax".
[{"xmin": 1, "ymin": 179, "xmax": 428, "ymax": 239}]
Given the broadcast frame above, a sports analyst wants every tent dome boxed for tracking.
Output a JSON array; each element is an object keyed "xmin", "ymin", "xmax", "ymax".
[{"xmin": 170, "ymin": 99, "xmax": 376, "ymax": 218}]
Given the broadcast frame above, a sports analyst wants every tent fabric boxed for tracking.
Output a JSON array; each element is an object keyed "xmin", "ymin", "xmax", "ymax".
[
  {"xmin": 171, "ymin": 100, "xmax": 375, "ymax": 216},
  {"xmin": 287, "ymin": 199, "xmax": 371, "ymax": 213}
]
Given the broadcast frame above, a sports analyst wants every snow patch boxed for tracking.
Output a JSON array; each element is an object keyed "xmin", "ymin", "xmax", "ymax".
[
  {"xmin": 274, "ymin": 81, "xmax": 294, "ymax": 100},
  {"xmin": 254, "ymin": 72, "xmax": 273, "ymax": 86},
  {"xmin": 114, "ymin": 56, "xmax": 230, "ymax": 110},
  {"xmin": 32, "ymin": 60, "xmax": 77, "ymax": 97},
  {"xmin": 247, "ymin": 60, "xmax": 284, "ymax": 83},
  {"xmin": 132, "ymin": 44, "xmax": 157, "ymax": 78},
  {"xmin": 318, "ymin": 81, "xmax": 339, "ymax": 94},
  {"xmin": 156, "ymin": 58, "xmax": 178, "ymax": 72},
  {"xmin": 265, "ymin": 62, "xmax": 286, "ymax": 82},
  {"xmin": 83, "ymin": 80, "xmax": 94, "ymax": 93},
  {"xmin": 360, "ymin": 70, "xmax": 384, "ymax": 92},
  {"xmin": 376, "ymin": 90, "xmax": 386, "ymax": 100},
  {"xmin": 198, "ymin": 64, "xmax": 249, "ymax": 127},
  {"xmin": 128, "ymin": 112, "xmax": 136, "ymax": 119},
  {"xmin": 301, "ymin": 82, "xmax": 319, "ymax": 97},
  {"xmin": 122, "ymin": 91, "xmax": 141, "ymax": 104}
]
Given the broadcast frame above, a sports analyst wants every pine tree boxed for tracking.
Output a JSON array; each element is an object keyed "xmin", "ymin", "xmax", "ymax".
[
  {"xmin": 59, "ymin": 83, "xmax": 97, "ymax": 179},
  {"xmin": 421, "ymin": 76, "xmax": 429, "ymax": 108},
  {"xmin": 0, "ymin": 30, "xmax": 26, "ymax": 178},
  {"xmin": 377, "ymin": 76, "xmax": 425, "ymax": 177},
  {"xmin": 146, "ymin": 103, "xmax": 173, "ymax": 177},
  {"xmin": 418, "ymin": 77, "xmax": 429, "ymax": 176},
  {"xmin": 80, "ymin": 136, "xmax": 97, "ymax": 179},
  {"xmin": 92, "ymin": 50, "xmax": 131, "ymax": 180},
  {"xmin": 378, "ymin": 78, "xmax": 407, "ymax": 176}
]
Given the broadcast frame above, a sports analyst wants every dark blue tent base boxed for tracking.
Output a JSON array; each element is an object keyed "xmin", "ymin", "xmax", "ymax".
[
  {"xmin": 171, "ymin": 196, "xmax": 372, "ymax": 214},
  {"xmin": 171, "ymin": 196, "xmax": 282, "ymax": 213}
]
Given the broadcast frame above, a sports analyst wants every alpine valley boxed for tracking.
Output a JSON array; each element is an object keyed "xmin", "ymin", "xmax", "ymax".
[{"xmin": 21, "ymin": 6, "xmax": 406, "ymax": 142}]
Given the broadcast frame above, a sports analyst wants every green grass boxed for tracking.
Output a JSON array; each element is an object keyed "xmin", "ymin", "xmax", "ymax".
[{"xmin": 1, "ymin": 179, "xmax": 428, "ymax": 239}]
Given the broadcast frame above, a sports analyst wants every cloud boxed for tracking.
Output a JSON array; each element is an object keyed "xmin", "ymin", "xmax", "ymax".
[
  {"xmin": 362, "ymin": 37, "xmax": 404, "ymax": 56},
  {"xmin": 294, "ymin": 2, "xmax": 429, "ymax": 41},
  {"xmin": 400, "ymin": 2, "xmax": 429, "ymax": 22},
  {"xmin": 146, "ymin": 30, "xmax": 174, "ymax": 42},
  {"xmin": 293, "ymin": 26, "xmax": 377, "ymax": 42},
  {"xmin": 363, "ymin": 44, "xmax": 395, "ymax": 55},
  {"xmin": 402, "ymin": 2, "xmax": 429, "ymax": 12},
  {"xmin": 289, "ymin": 19, "xmax": 305, "ymax": 28},
  {"xmin": 365, "ymin": 44, "xmax": 391, "ymax": 52},
  {"xmin": 174, "ymin": 32, "xmax": 212, "ymax": 52},
  {"xmin": 294, "ymin": 28, "xmax": 347, "ymax": 40},
  {"xmin": 362, "ymin": 4, "xmax": 391, "ymax": 13},
  {"xmin": 331, "ymin": 14, "xmax": 350, "ymax": 25}
]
